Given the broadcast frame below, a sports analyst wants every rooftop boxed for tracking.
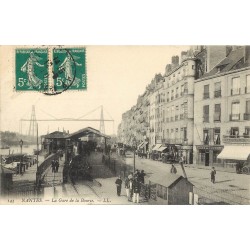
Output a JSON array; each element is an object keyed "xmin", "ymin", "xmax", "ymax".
[
  {"xmin": 67, "ymin": 127, "xmax": 110, "ymax": 140},
  {"xmin": 43, "ymin": 131, "xmax": 69, "ymax": 139},
  {"xmin": 149, "ymin": 173, "xmax": 193, "ymax": 188},
  {"xmin": 198, "ymin": 46, "xmax": 250, "ymax": 80}
]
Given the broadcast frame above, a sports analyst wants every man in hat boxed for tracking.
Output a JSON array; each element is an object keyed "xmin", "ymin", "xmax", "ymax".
[
  {"xmin": 210, "ymin": 167, "xmax": 216, "ymax": 183},
  {"xmin": 115, "ymin": 176, "xmax": 123, "ymax": 196}
]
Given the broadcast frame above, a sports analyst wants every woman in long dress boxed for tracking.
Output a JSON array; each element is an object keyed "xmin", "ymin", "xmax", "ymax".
[
  {"xmin": 59, "ymin": 53, "xmax": 82, "ymax": 87},
  {"xmin": 21, "ymin": 52, "xmax": 44, "ymax": 88}
]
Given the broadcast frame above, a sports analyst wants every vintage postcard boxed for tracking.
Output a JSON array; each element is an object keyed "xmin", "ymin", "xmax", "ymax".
[{"xmin": 1, "ymin": 45, "xmax": 250, "ymax": 205}]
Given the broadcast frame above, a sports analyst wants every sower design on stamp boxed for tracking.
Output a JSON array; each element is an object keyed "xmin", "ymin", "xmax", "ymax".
[
  {"xmin": 52, "ymin": 48, "xmax": 86, "ymax": 91},
  {"xmin": 15, "ymin": 49, "xmax": 48, "ymax": 91}
]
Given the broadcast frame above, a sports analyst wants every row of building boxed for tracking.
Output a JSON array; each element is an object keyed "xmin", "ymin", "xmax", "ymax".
[{"xmin": 117, "ymin": 46, "xmax": 250, "ymax": 167}]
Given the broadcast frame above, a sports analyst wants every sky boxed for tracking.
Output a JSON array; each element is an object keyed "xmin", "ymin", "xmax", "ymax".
[{"xmin": 0, "ymin": 45, "xmax": 189, "ymax": 136}]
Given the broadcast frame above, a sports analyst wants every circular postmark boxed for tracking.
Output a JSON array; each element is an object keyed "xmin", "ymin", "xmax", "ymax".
[
  {"xmin": 29, "ymin": 48, "xmax": 77, "ymax": 95},
  {"xmin": 45, "ymin": 48, "xmax": 78, "ymax": 96}
]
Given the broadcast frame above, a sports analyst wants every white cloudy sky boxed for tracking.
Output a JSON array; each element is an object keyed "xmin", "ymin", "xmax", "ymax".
[{"xmin": 0, "ymin": 45, "xmax": 189, "ymax": 136}]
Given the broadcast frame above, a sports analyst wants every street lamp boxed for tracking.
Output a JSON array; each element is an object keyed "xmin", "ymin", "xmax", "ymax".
[{"xmin": 19, "ymin": 139, "xmax": 23, "ymax": 174}]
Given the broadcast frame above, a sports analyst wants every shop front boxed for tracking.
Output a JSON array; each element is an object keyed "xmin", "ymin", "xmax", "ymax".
[
  {"xmin": 180, "ymin": 145, "xmax": 193, "ymax": 164},
  {"xmin": 196, "ymin": 145, "xmax": 224, "ymax": 167}
]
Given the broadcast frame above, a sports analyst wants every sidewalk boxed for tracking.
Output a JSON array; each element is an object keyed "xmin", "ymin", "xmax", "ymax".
[
  {"xmin": 143, "ymin": 157, "xmax": 237, "ymax": 173},
  {"xmin": 13, "ymin": 155, "xmax": 45, "ymax": 184},
  {"xmin": 89, "ymin": 177, "xmax": 147, "ymax": 205}
]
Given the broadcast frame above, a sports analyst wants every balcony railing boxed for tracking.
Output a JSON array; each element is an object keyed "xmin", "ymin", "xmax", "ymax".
[
  {"xmin": 214, "ymin": 90, "xmax": 221, "ymax": 98},
  {"xmin": 164, "ymin": 138, "xmax": 185, "ymax": 144},
  {"xmin": 203, "ymin": 92, "xmax": 210, "ymax": 99},
  {"xmin": 223, "ymin": 135, "xmax": 250, "ymax": 144},
  {"xmin": 230, "ymin": 114, "xmax": 240, "ymax": 121},
  {"xmin": 244, "ymin": 113, "xmax": 250, "ymax": 120}
]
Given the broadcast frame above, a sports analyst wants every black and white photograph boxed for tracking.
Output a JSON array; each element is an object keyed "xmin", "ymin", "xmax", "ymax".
[{"xmin": 1, "ymin": 45, "xmax": 250, "ymax": 205}]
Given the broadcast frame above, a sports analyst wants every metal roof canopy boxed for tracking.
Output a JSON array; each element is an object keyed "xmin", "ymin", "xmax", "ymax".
[
  {"xmin": 67, "ymin": 127, "xmax": 111, "ymax": 140},
  {"xmin": 152, "ymin": 144, "xmax": 162, "ymax": 151},
  {"xmin": 157, "ymin": 146, "xmax": 168, "ymax": 152}
]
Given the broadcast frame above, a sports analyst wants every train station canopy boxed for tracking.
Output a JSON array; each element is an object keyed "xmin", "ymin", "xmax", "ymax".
[
  {"xmin": 157, "ymin": 146, "xmax": 168, "ymax": 152},
  {"xmin": 217, "ymin": 145, "xmax": 250, "ymax": 161},
  {"xmin": 67, "ymin": 127, "xmax": 111, "ymax": 140},
  {"xmin": 152, "ymin": 144, "xmax": 162, "ymax": 151}
]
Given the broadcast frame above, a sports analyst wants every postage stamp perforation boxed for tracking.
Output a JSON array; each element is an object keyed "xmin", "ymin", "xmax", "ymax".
[{"xmin": 14, "ymin": 45, "xmax": 87, "ymax": 95}]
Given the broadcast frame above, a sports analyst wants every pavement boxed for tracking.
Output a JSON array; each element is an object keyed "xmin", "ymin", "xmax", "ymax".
[
  {"xmin": 8, "ymin": 151, "xmax": 250, "ymax": 205},
  {"xmin": 12, "ymin": 155, "xmax": 45, "ymax": 185},
  {"xmin": 129, "ymin": 156, "xmax": 250, "ymax": 205}
]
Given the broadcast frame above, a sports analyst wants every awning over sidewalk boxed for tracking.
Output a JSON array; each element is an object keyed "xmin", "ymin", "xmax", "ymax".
[
  {"xmin": 217, "ymin": 145, "xmax": 250, "ymax": 161},
  {"xmin": 152, "ymin": 144, "xmax": 162, "ymax": 151},
  {"xmin": 137, "ymin": 142, "xmax": 144, "ymax": 148}
]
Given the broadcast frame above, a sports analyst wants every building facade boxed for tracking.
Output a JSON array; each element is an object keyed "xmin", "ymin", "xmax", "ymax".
[
  {"xmin": 118, "ymin": 45, "xmax": 250, "ymax": 168},
  {"xmin": 194, "ymin": 46, "xmax": 250, "ymax": 167}
]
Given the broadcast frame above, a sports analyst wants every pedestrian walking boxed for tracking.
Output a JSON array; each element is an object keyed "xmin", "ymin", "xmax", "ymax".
[
  {"xmin": 170, "ymin": 164, "xmax": 177, "ymax": 174},
  {"xmin": 139, "ymin": 170, "xmax": 146, "ymax": 183},
  {"xmin": 128, "ymin": 173, "xmax": 133, "ymax": 180},
  {"xmin": 211, "ymin": 167, "xmax": 216, "ymax": 183},
  {"xmin": 124, "ymin": 176, "xmax": 130, "ymax": 200},
  {"xmin": 115, "ymin": 176, "xmax": 122, "ymax": 196},
  {"xmin": 179, "ymin": 154, "xmax": 184, "ymax": 168},
  {"xmin": 55, "ymin": 160, "xmax": 59, "ymax": 173},
  {"xmin": 132, "ymin": 179, "xmax": 140, "ymax": 203},
  {"xmin": 128, "ymin": 178, "xmax": 133, "ymax": 201},
  {"xmin": 51, "ymin": 160, "xmax": 55, "ymax": 173},
  {"xmin": 134, "ymin": 169, "xmax": 140, "ymax": 180}
]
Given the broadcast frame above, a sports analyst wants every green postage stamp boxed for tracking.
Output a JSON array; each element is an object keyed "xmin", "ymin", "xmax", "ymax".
[
  {"xmin": 15, "ymin": 47, "xmax": 86, "ymax": 94},
  {"xmin": 53, "ymin": 48, "xmax": 86, "ymax": 91},
  {"xmin": 15, "ymin": 48, "xmax": 48, "ymax": 91}
]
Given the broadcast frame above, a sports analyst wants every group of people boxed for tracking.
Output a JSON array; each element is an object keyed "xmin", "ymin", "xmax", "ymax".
[
  {"xmin": 51, "ymin": 159, "xmax": 60, "ymax": 173},
  {"xmin": 115, "ymin": 169, "xmax": 146, "ymax": 203}
]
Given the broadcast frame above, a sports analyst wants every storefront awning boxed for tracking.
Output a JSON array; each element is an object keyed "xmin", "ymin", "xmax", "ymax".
[
  {"xmin": 217, "ymin": 146, "xmax": 250, "ymax": 161},
  {"xmin": 157, "ymin": 146, "xmax": 168, "ymax": 152},
  {"xmin": 152, "ymin": 144, "xmax": 162, "ymax": 151},
  {"xmin": 137, "ymin": 142, "xmax": 144, "ymax": 148}
]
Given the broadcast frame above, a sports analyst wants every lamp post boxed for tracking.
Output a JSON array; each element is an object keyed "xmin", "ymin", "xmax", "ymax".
[{"xmin": 19, "ymin": 139, "xmax": 23, "ymax": 174}]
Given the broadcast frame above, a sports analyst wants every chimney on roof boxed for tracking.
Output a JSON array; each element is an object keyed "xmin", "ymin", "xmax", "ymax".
[
  {"xmin": 244, "ymin": 46, "xmax": 250, "ymax": 63},
  {"xmin": 206, "ymin": 46, "xmax": 227, "ymax": 72},
  {"xmin": 165, "ymin": 64, "xmax": 172, "ymax": 75},
  {"xmin": 181, "ymin": 51, "xmax": 188, "ymax": 62},
  {"xmin": 171, "ymin": 55, "xmax": 179, "ymax": 69}
]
